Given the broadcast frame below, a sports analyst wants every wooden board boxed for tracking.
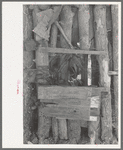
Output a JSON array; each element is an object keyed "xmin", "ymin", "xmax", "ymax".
[
  {"xmin": 38, "ymin": 86, "xmax": 103, "ymax": 121},
  {"xmin": 38, "ymin": 86, "xmax": 105, "ymax": 100},
  {"xmin": 38, "ymin": 46, "xmax": 106, "ymax": 55}
]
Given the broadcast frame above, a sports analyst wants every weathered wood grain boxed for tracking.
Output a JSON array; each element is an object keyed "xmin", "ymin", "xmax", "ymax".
[
  {"xmin": 78, "ymin": 5, "xmax": 90, "ymax": 86},
  {"xmin": 94, "ymin": 5, "xmax": 112, "ymax": 143},
  {"xmin": 49, "ymin": 8, "xmax": 59, "ymax": 143},
  {"xmin": 38, "ymin": 86, "xmax": 105, "ymax": 100},
  {"xmin": 38, "ymin": 86, "xmax": 88, "ymax": 99},
  {"xmin": 38, "ymin": 46, "xmax": 106, "ymax": 55},
  {"xmin": 36, "ymin": 40, "xmax": 51, "ymax": 144},
  {"xmin": 108, "ymin": 71, "xmax": 118, "ymax": 76},
  {"xmin": 59, "ymin": 5, "xmax": 74, "ymax": 141},
  {"xmin": 40, "ymin": 98, "xmax": 90, "ymax": 106},
  {"xmin": 111, "ymin": 5, "xmax": 118, "ymax": 140}
]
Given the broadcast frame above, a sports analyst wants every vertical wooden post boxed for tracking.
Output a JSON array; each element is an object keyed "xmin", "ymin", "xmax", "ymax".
[
  {"xmin": 58, "ymin": 6, "xmax": 73, "ymax": 140},
  {"xmin": 50, "ymin": 12, "xmax": 59, "ymax": 143},
  {"xmin": 94, "ymin": 5, "xmax": 112, "ymax": 143},
  {"xmin": 78, "ymin": 5, "xmax": 90, "ymax": 86},
  {"xmin": 59, "ymin": 6, "xmax": 82, "ymax": 143},
  {"xmin": 87, "ymin": 5, "xmax": 100, "ymax": 144},
  {"xmin": 90, "ymin": 5, "xmax": 99, "ymax": 86},
  {"xmin": 23, "ymin": 5, "xmax": 34, "ymax": 144},
  {"xmin": 37, "ymin": 40, "xmax": 52, "ymax": 144},
  {"xmin": 111, "ymin": 5, "xmax": 118, "ymax": 140},
  {"xmin": 106, "ymin": 5, "xmax": 113, "ymax": 71},
  {"xmin": 78, "ymin": 5, "xmax": 95, "ymax": 144}
]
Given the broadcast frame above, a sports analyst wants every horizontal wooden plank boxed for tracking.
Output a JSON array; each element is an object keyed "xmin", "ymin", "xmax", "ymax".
[
  {"xmin": 38, "ymin": 86, "xmax": 88, "ymax": 100},
  {"xmin": 89, "ymin": 116, "xmax": 97, "ymax": 121},
  {"xmin": 90, "ymin": 108, "xmax": 100, "ymax": 116},
  {"xmin": 38, "ymin": 46, "xmax": 106, "ymax": 55},
  {"xmin": 39, "ymin": 106, "xmax": 99, "ymax": 121},
  {"xmin": 108, "ymin": 71, "xmax": 118, "ymax": 76},
  {"xmin": 38, "ymin": 86, "xmax": 105, "ymax": 100},
  {"xmin": 40, "ymin": 98, "xmax": 90, "ymax": 106},
  {"xmin": 39, "ymin": 106, "xmax": 90, "ymax": 121},
  {"xmin": 90, "ymin": 96, "xmax": 100, "ymax": 108}
]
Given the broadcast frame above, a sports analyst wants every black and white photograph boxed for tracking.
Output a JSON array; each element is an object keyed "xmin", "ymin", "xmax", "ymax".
[{"xmin": 2, "ymin": 1, "xmax": 121, "ymax": 149}]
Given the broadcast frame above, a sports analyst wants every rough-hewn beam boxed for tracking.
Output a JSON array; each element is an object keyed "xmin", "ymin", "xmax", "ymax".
[
  {"xmin": 111, "ymin": 5, "xmax": 119, "ymax": 140},
  {"xmin": 94, "ymin": 5, "xmax": 112, "ymax": 144},
  {"xmin": 38, "ymin": 47, "xmax": 106, "ymax": 55}
]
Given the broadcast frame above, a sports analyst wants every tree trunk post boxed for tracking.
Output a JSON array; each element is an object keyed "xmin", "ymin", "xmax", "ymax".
[
  {"xmin": 111, "ymin": 5, "xmax": 118, "ymax": 140},
  {"xmin": 37, "ymin": 40, "xmax": 52, "ymax": 144},
  {"xmin": 50, "ymin": 14, "xmax": 59, "ymax": 143},
  {"xmin": 59, "ymin": 5, "xmax": 81, "ymax": 142},
  {"xmin": 23, "ymin": 5, "xmax": 34, "ymax": 144},
  {"xmin": 94, "ymin": 5, "xmax": 112, "ymax": 143}
]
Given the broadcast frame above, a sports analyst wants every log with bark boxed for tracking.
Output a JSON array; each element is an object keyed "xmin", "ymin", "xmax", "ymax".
[
  {"xmin": 37, "ymin": 40, "xmax": 52, "ymax": 144},
  {"xmin": 111, "ymin": 5, "xmax": 118, "ymax": 140},
  {"xmin": 49, "ymin": 9, "xmax": 59, "ymax": 143},
  {"xmin": 23, "ymin": 5, "xmax": 35, "ymax": 144},
  {"xmin": 32, "ymin": 6, "xmax": 52, "ymax": 143},
  {"xmin": 78, "ymin": 4, "xmax": 90, "ymax": 142},
  {"xmin": 58, "ymin": 6, "xmax": 82, "ymax": 143},
  {"xmin": 94, "ymin": 5, "xmax": 112, "ymax": 144},
  {"xmin": 90, "ymin": 5, "xmax": 99, "ymax": 86},
  {"xmin": 57, "ymin": 5, "xmax": 73, "ymax": 140}
]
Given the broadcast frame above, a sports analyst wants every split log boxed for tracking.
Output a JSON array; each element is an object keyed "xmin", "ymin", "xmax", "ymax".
[
  {"xmin": 90, "ymin": 5, "xmax": 99, "ymax": 86},
  {"xmin": 78, "ymin": 4, "xmax": 91, "ymax": 143},
  {"xmin": 23, "ymin": 5, "xmax": 34, "ymax": 144},
  {"xmin": 111, "ymin": 5, "xmax": 118, "ymax": 140},
  {"xmin": 106, "ymin": 5, "xmax": 113, "ymax": 71},
  {"xmin": 94, "ymin": 5, "xmax": 112, "ymax": 143},
  {"xmin": 37, "ymin": 40, "xmax": 52, "ymax": 144},
  {"xmin": 59, "ymin": 5, "xmax": 81, "ymax": 143},
  {"xmin": 49, "ymin": 14, "xmax": 59, "ymax": 143},
  {"xmin": 78, "ymin": 5, "xmax": 90, "ymax": 86},
  {"xmin": 88, "ymin": 5, "xmax": 101, "ymax": 144},
  {"xmin": 58, "ymin": 5, "xmax": 72, "ymax": 140}
]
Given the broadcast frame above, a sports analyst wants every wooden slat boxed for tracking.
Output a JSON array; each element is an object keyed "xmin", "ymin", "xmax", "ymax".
[
  {"xmin": 40, "ymin": 106, "xmax": 90, "ymax": 121},
  {"xmin": 39, "ymin": 105, "xmax": 99, "ymax": 121},
  {"xmin": 38, "ymin": 86, "xmax": 105, "ymax": 100},
  {"xmin": 38, "ymin": 46, "xmax": 106, "ymax": 55},
  {"xmin": 40, "ymin": 98, "xmax": 90, "ymax": 106},
  {"xmin": 38, "ymin": 86, "xmax": 88, "ymax": 100},
  {"xmin": 108, "ymin": 71, "xmax": 118, "ymax": 76}
]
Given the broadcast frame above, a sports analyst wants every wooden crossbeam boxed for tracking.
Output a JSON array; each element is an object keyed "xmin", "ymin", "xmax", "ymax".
[
  {"xmin": 38, "ymin": 46, "xmax": 106, "ymax": 55},
  {"xmin": 108, "ymin": 71, "xmax": 118, "ymax": 76}
]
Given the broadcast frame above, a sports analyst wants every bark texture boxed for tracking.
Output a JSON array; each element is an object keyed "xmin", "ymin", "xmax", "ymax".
[
  {"xmin": 90, "ymin": 5, "xmax": 99, "ymax": 86},
  {"xmin": 37, "ymin": 40, "xmax": 52, "ymax": 144},
  {"xmin": 23, "ymin": 5, "xmax": 35, "ymax": 144},
  {"xmin": 34, "ymin": 7, "xmax": 52, "ymax": 143},
  {"xmin": 78, "ymin": 5, "xmax": 90, "ymax": 86},
  {"xmin": 94, "ymin": 5, "xmax": 112, "ymax": 143},
  {"xmin": 78, "ymin": 5, "xmax": 94, "ymax": 143},
  {"xmin": 58, "ymin": 5, "xmax": 73, "ymax": 140},
  {"xmin": 50, "ymin": 18, "xmax": 59, "ymax": 143},
  {"xmin": 111, "ymin": 5, "xmax": 118, "ymax": 140},
  {"xmin": 59, "ymin": 6, "xmax": 81, "ymax": 142}
]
